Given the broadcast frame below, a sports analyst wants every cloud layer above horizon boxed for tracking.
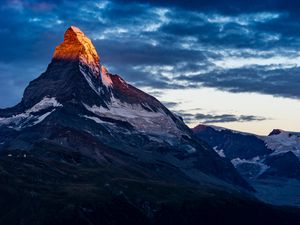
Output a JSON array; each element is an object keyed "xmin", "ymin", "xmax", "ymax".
[{"xmin": 1, "ymin": 0, "xmax": 300, "ymax": 132}]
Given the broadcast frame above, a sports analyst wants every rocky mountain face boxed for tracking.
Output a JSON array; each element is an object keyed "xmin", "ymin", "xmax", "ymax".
[
  {"xmin": 260, "ymin": 151, "xmax": 300, "ymax": 179},
  {"xmin": 193, "ymin": 125, "xmax": 272, "ymax": 160},
  {"xmin": 193, "ymin": 124, "xmax": 300, "ymax": 206},
  {"xmin": 0, "ymin": 26, "xmax": 299, "ymax": 224},
  {"xmin": 0, "ymin": 26, "xmax": 250, "ymax": 190}
]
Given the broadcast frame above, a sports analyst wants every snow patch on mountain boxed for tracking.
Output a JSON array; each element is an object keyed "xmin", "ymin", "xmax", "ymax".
[
  {"xmin": 31, "ymin": 109, "xmax": 56, "ymax": 126},
  {"xmin": 182, "ymin": 144, "xmax": 196, "ymax": 153},
  {"xmin": 83, "ymin": 115, "xmax": 114, "ymax": 125},
  {"xmin": 231, "ymin": 156, "xmax": 269, "ymax": 177},
  {"xmin": 0, "ymin": 97, "xmax": 62, "ymax": 130},
  {"xmin": 21, "ymin": 97, "xmax": 62, "ymax": 113},
  {"xmin": 83, "ymin": 95, "xmax": 183, "ymax": 137},
  {"xmin": 210, "ymin": 125, "xmax": 227, "ymax": 132},
  {"xmin": 213, "ymin": 146, "xmax": 226, "ymax": 157},
  {"xmin": 79, "ymin": 65, "xmax": 102, "ymax": 95},
  {"xmin": 265, "ymin": 131, "xmax": 300, "ymax": 158}
]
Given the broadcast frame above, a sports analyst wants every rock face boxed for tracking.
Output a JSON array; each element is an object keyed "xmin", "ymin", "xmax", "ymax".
[
  {"xmin": 260, "ymin": 151, "xmax": 300, "ymax": 179},
  {"xmin": 53, "ymin": 26, "xmax": 100, "ymax": 70},
  {"xmin": 193, "ymin": 125, "xmax": 272, "ymax": 180},
  {"xmin": 268, "ymin": 129, "xmax": 283, "ymax": 136},
  {"xmin": 193, "ymin": 124, "xmax": 271, "ymax": 160}
]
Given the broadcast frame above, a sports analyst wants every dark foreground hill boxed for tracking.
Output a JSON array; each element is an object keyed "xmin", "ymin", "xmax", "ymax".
[{"xmin": 0, "ymin": 144, "xmax": 299, "ymax": 225}]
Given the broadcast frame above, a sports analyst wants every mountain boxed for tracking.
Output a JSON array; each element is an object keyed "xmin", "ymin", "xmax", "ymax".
[
  {"xmin": 193, "ymin": 124, "xmax": 272, "ymax": 160},
  {"xmin": 266, "ymin": 129, "xmax": 300, "ymax": 158},
  {"xmin": 0, "ymin": 26, "xmax": 250, "ymax": 190},
  {"xmin": 260, "ymin": 151, "xmax": 300, "ymax": 179},
  {"xmin": 193, "ymin": 124, "xmax": 300, "ymax": 206},
  {"xmin": 0, "ymin": 26, "xmax": 299, "ymax": 224}
]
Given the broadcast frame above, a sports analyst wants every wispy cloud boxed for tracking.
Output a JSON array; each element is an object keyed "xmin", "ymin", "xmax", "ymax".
[
  {"xmin": 194, "ymin": 113, "xmax": 267, "ymax": 124},
  {"xmin": 178, "ymin": 66, "xmax": 300, "ymax": 99},
  {"xmin": 175, "ymin": 110, "xmax": 267, "ymax": 124}
]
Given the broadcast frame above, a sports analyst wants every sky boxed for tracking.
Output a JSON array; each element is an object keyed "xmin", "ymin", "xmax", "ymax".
[{"xmin": 1, "ymin": 0, "xmax": 300, "ymax": 135}]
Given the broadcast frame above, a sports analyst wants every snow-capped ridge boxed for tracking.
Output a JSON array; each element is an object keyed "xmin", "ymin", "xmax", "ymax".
[
  {"xmin": 82, "ymin": 94, "xmax": 185, "ymax": 138},
  {"xmin": 0, "ymin": 97, "xmax": 62, "ymax": 130},
  {"xmin": 265, "ymin": 130, "xmax": 300, "ymax": 158},
  {"xmin": 25, "ymin": 97, "xmax": 62, "ymax": 113}
]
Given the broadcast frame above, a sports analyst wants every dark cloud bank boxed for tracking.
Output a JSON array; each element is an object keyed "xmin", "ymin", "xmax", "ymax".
[{"xmin": 1, "ymin": 0, "xmax": 300, "ymax": 109}]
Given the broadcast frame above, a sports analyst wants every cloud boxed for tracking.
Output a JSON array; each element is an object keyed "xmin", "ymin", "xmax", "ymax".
[
  {"xmin": 114, "ymin": 0, "xmax": 300, "ymax": 15},
  {"xmin": 1, "ymin": 0, "xmax": 300, "ymax": 108},
  {"xmin": 178, "ymin": 66, "xmax": 300, "ymax": 99},
  {"xmin": 161, "ymin": 101, "xmax": 180, "ymax": 108},
  {"xmin": 0, "ymin": 62, "xmax": 44, "ymax": 107},
  {"xmin": 194, "ymin": 113, "xmax": 266, "ymax": 124},
  {"xmin": 175, "ymin": 110, "xmax": 267, "ymax": 124}
]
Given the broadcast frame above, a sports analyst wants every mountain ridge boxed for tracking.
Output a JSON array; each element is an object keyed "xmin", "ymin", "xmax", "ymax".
[
  {"xmin": 0, "ymin": 26, "xmax": 252, "ymax": 191},
  {"xmin": 193, "ymin": 123, "xmax": 300, "ymax": 206}
]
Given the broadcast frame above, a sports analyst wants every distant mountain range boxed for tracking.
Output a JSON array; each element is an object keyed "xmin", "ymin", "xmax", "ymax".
[
  {"xmin": 0, "ymin": 26, "xmax": 299, "ymax": 225},
  {"xmin": 193, "ymin": 125, "xmax": 300, "ymax": 206}
]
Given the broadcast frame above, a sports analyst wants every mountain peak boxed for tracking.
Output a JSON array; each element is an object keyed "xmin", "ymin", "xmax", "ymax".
[
  {"xmin": 268, "ymin": 129, "xmax": 284, "ymax": 136},
  {"xmin": 53, "ymin": 26, "xmax": 100, "ymax": 71}
]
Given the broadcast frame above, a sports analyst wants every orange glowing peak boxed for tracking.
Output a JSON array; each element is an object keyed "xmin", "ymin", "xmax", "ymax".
[{"xmin": 53, "ymin": 26, "xmax": 100, "ymax": 68}]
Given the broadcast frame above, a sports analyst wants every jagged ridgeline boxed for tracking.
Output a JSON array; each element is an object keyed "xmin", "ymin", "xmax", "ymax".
[{"xmin": 0, "ymin": 26, "xmax": 250, "ymax": 190}]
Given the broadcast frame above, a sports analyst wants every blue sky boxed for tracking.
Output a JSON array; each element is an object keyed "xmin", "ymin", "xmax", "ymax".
[{"xmin": 1, "ymin": 0, "xmax": 300, "ymax": 134}]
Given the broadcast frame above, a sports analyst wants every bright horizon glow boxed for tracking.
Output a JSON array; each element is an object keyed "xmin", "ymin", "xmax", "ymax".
[{"xmin": 143, "ymin": 86, "xmax": 300, "ymax": 135}]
